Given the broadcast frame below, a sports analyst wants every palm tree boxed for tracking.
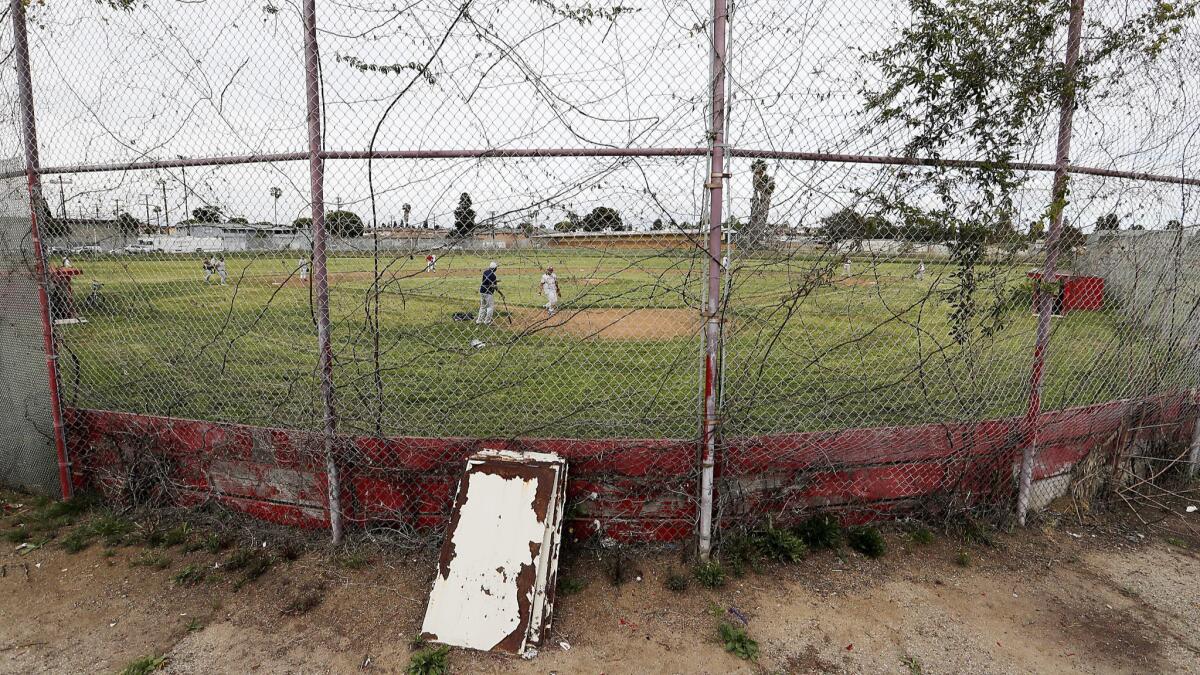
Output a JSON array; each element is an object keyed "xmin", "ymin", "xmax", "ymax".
[
  {"xmin": 402, "ymin": 203, "xmax": 411, "ymax": 228},
  {"xmin": 152, "ymin": 205, "xmax": 162, "ymax": 229},
  {"xmin": 269, "ymin": 187, "xmax": 283, "ymax": 226}
]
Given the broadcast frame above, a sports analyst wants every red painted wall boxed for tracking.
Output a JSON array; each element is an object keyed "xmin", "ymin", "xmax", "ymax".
[{"xmin": 64, "ymin": 391, "xmax": 1193, "ymax": 543}]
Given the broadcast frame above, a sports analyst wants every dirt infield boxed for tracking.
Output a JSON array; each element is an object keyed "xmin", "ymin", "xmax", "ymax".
[{"xmin": 506, "ymin": 307, "xmax": 699, "ymax": 340}]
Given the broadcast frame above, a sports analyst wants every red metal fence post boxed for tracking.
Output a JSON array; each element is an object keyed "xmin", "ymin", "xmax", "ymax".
[
  {"xmin": 1017, "ymin": 0, "xmax": 1086, "ymax": 525},
  {"xmin": 698, "ymin": 0, "xmax": 729, "ymax": 560},
  {"xmin": 10, "ymin": 0, "xmax": 73, "ymax": 500},
  {"xmin": 301, "ymin": 0, "xmax": 344, "ymax": 544}
]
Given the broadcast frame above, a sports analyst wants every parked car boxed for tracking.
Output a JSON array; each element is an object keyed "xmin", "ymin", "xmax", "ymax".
[
  {"xmin": 70, "ymin": 245, "xmax": 105, "ymax": 255},
  {"xmin": 122, "ymin": 243, "xmax": 161, "ymax": 254}
]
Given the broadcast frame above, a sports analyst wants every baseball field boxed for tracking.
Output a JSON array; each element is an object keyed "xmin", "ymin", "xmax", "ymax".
[{"xmin": 55, "ymin": 247, "xmax": 1179, "ymax": 439}]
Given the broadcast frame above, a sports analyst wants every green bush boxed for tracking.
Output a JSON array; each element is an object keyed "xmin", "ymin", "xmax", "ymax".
[
  {"xmin": 847, "ymin": 525, "xmax": 886, "ymax": 559},
  {"xmin": 406, "ymin": 645, "xmax": 450, "ymax": 675},
  {"xmin": 718, "ymin": 620, "xmax": 759, "ymax": 661},
  {"xmin": 795, "ymin": 514, "xmax": 842, "ymax": 550},
  {"xmin": 694, "ymin": 560, "xmax": 726, "ymax": 588},
  {"xmin": 753, "ymin": 520, "xmax": 807, "ymax": 563}
]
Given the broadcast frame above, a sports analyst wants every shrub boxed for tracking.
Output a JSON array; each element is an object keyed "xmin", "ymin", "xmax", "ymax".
[
  {"xmin": 664, "ymin": 570, "xmax": 689, "ymax": 592},
  {"xmin": 847, "ymin": 526, "xmax": 886, "ymax": 559},
  {"xmin": 796, "ymin": 514, "xmax": 842, "ymax": 550},
  {"xmin": 753, "ymin": 519, "xmax": 807, "ymax": 563},
  {"xmin": 718, "ymin": 620, "xmax": 759, "ymax": 661},
  {"xmin": 909, "ymin": 527, "xmax": 935, "ymax": 545},
  {"xmin": 172, "ymin": 564, "xmax": 207, "ymax": 586},
  {"xmin": 694, "ymin": 560, "xmax": 726, "ymax": 588},
  {"xmin": 407, "ymin": 645, "xmax": 450, "ymax": 675}
]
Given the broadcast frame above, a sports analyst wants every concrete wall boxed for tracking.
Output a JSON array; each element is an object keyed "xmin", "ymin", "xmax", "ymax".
[{"xmin": 0, "ymin": 170, "xmax": 62, "ymax": 496}]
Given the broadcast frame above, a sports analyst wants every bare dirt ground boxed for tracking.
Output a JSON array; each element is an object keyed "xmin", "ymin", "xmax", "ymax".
[{"xmin": 1, "ymin": 493, "xmax": 1198, "ymax": 674}]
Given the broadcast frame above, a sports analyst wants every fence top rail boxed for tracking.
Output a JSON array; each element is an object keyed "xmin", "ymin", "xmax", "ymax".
[{"xmin": 3, "ymin": 147, "xmax": 1195, "ymax": 189}]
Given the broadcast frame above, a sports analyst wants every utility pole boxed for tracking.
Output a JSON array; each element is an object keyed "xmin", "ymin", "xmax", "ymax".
[
  {"xmin": 46, "ymin": 176, "xmax": 71, "ymax": 218},
  {"xmin": 114, "ymin": 199, "xmax": 121, "ymax": 217},
  {"xmin": 157, "ymin": 178, "xmax": 168, "ymax": 232},
  {"xmin": 142, "ymin": 194, "xmax": 151, "ymax": 233},
  {"xmin": 180, "ymin": 165, "xmax": 189, "ymax": 230}
]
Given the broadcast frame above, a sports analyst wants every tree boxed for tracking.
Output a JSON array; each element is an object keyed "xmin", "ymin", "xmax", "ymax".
[
  {"xmin": 192, "ymin": 205, "xmax": 221, "ymax": 223},
  {"xmin": 820, "ymin": 208, "xmax": 870, "ymax": 244},
  {"xmin": 1028, "ymin": 219, "xmax": 1046, "ymax": 241},
  {"xmin": 116, "ymin": 212, "xmax": 141, "ymax": 234},
  {"xmin": 293, "ymin": 216, "xmax": 312, "ymax": 230},
  {"xmin": 269, "ymin": 187, "xmax": 283, "ymax": 225},
  {"xmin": 651, "ymin": 218, "xmax": 665, "ymax": 231},
  {"xmin": 453, "ymin": 193, "xmax": 477, "ymax": 236},
  {"xmin": 518, "ymin": 220, "xmax": 536, "ymax": 236},
  {"xmin": 402, "ymin": 203, "xmax": 412, "ymax": 228},
  {"xmin": 326, "ymin": 210, "xmax": 365, "ymax": 238},
  {"xmin": 1059, "ymin": 220, "xmax": 1086, "ymax": 249},
  {"xmin": 1167, "ymin": 219, "xmax": 1183, "ymax": 230},
  {"xmin": 580, "ymin": 206, "xmax": 622, "ymax": 232},
  {"xmin": 1129, "ymin": 223, "xmax": 1145, "ymax": 231},
  {"xmin": 745, "ymin": 159, "xmax": 776, "ymax": 250},
  {"xmin": 1095, "ymin": 213, "xmax": 1120, "ymax": 231},
  {"xmin": 554, "ymin": 219, "xmax": 574, "ymax": 232},
  {"xmin": 228, "ymin": 216, "xmax": 249, "ymax": 225}
]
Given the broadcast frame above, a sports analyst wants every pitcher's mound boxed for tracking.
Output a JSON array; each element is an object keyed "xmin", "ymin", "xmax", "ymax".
[{"xmin": 509, "ymin": 307, "xmax": 698, "ymax": 340}]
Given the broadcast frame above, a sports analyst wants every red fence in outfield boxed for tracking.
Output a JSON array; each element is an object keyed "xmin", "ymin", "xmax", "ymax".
[{"xmin": 66, "ymin": 391, "xmax": 1195, "ymax": 543}]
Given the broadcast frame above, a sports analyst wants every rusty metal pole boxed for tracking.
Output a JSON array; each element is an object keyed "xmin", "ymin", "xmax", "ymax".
[
  {"xmin": 301, "ymin": 0, "xmax": 343, "ymax": 544},
  {"xmin": 1017, "ymin": 0, "xmax": 1085, "ymax": 525},
  {"xmin": 698, "ymin": 0, "xmax": 729, "ymax": 560},
  {"xmin": 11, "ymin": 0, "xmax": 73, "ymax": 500}
]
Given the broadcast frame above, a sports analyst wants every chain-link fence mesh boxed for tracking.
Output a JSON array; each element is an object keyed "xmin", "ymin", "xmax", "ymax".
[{"xmin": 2, "ymin": 0, "xmax": 1198, "ymax": 548}]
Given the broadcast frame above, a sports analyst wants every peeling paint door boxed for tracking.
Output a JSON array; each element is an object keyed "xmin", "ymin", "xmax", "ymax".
[{"xmin": 421, "ymin": 449, "xmax": 566, "ymax": 655}]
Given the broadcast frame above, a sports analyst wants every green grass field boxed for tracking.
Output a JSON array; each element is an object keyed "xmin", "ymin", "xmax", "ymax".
[{"xmin": 56, "ymin": 248, "xmax": 1184, "ymax": 439}]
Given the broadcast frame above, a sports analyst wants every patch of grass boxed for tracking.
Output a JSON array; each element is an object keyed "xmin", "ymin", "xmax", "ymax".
[
  {"xmin": 720, "ymin": 532, "xmax": 758, "ymax": 577},
  {"xmin": 406, "ymin": 644, "xmax": 450, "ymax": 675},
  {"xmin": 172, "ymin": 563, "xmax": 208, "ymax": 586},
  {"xmin": 954, "ymin": 551, "xmax": 972, "ymax": 567},
  {"xmin": 717, "ymin": 619, "xmax": 759, "ymax": 661},
  {"xmin": 902, "ymin": 655, "xmax": 924, "ymax": 674},
  {"xmin": 90, "ymin": 513, "xmax": 135, "ymax": 546},
  {"xmin": 162, "ymin": 523, "xmax": 191, "ymax": 548},
  {"xmin": 694, "ymin": 559, "xmax": 726, "ymax": 588},
  {"xmin": 185, "ymin": 617, "xmax": 204, "ymax": 631},
  {"xmin": 119, "ymin": 654, "xmax": 166, "ymax": 675},
  {"xmin": 223, "ymin": 548, "xmax": 256, "ymax": 571},
  {"xmin": 202, "ymin": 532, "xmax": 232, "ymax": 554},
  {"xmin": 847, "ymin": 525, "xmax": 886, "ymax": 559},
  {"xmin": 1164, "ymin": 536, "xmax": 1189, "ymax": 549},
  {"xmin": 335, "ymin": 549, "xmax": 369, "ymax": 570},
  {"xmin": 131, "ymin": 551, "xmax": 172, "ymax": 570},
  {"xmin": 796, "ymin": 514, "xmax": 842, "ymax": 550},
  {"xmin": 664, "ymin": 570, "xmax": 689, "ymax": 592},
  {"xmin": 4, "ymin": 528, "xmax": 30, "ymax": 544},
  {"xmin": 909, "ymin": 527, "xmax": 935, "ymax": 545},
  {"xmin": 44, "ymin": 493, "xmax": 99, "ymax": 519},
  {"xmin": 225, "ymin": 548, "xmax": 273, "ymax": 586},
  {"xmin": 61, "ymin": 526, "xmax": 94, "ymax": 553},
  {"xmin": 557, "ymin": 576, "xmax": 585, "ymax": 596}
]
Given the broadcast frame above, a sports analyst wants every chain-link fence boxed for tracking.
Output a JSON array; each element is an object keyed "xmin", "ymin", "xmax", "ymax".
[{"xmin": 2, "ymin": 0, "xmax": 1199, "ymax": 553}]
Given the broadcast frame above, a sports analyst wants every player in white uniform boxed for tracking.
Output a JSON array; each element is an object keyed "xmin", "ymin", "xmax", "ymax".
[
  {"xmin": 540, "ymin": 266, "xmax": 559, "ymax": 316},
  {"xmin": 298, "ymin": 256, "xmax": 309, "ymax": 280}
]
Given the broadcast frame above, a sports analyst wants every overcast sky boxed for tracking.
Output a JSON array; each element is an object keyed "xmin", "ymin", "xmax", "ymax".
[{"xmin": 4, "ymin": 0, "xmax": 1199, "ymax": 232}]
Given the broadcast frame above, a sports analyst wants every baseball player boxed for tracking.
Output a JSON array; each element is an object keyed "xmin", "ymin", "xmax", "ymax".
[
  {"xmin": 476, "ymin": 260, "xmax": 498, "ymax": 325},
  {"xmin": 540, "ymin": 265, "xmax": 559, "ymax": 316},
  {"xmin": 298, "ymin": 256, "xmax": 309, "ymax": 281}
]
